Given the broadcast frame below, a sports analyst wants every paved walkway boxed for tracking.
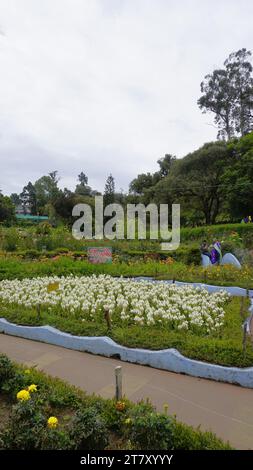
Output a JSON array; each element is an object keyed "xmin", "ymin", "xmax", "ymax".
[{"xmin": 0, "ymin": 333, "xmax": 253, "ymax": 450}]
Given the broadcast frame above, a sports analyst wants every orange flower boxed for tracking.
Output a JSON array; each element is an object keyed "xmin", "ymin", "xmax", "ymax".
[{"xmin": 115, "ymin": 401, "xmax": 126, "ymax": 412}]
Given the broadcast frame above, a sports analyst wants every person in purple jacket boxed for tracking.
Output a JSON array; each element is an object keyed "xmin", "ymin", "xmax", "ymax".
[{"xmin": 210, "ymin": 240, "xmax": 222, "ymax": 265}]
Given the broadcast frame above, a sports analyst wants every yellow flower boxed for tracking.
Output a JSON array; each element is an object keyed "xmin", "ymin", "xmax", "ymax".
[
  {"xmin": 124, "ymin": 418, "xmax": 132, "ymax": 425},
  {"xmin": 17, "ymin": 389, "xmax": 31, "ymax": 401},
  {"xmin": 28, "ymin": 384, "xmax": 37, "ymax": 393},
  {"xmin": 24, "ymin": 369, "xmax": 31, "ymax": 374},
  {"xmin": 47, "ymin": 416, "xmax": 58, "ymax": 429}
]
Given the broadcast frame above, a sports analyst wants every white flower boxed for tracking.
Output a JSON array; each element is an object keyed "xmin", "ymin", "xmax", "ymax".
[{"xmin": 0, "ymin": 275, "xmax": 229, "ymax": 335}]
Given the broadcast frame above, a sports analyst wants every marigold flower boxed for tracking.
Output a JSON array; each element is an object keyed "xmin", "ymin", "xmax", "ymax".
[
  {"xmin": 47, "ymin": 416, "xmax": 58, "ymax": 429},
  {"xmin": 17, "ymin": 389, "xmax": 31, "ymax": 401},
  {"xmin": 115, "ymin": 401, "xmax": 126, "ymax": 412},
  {"xmin": 28, "ymin": 384, "xmax": 37, "ymax": 393}
]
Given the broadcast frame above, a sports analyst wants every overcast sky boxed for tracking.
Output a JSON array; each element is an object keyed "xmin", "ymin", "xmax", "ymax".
[{"xmin": 0, "ymin": 0, "xmax": 252, "ymax": 195}]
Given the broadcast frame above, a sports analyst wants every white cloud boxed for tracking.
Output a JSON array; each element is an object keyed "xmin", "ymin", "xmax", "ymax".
[{"xmin": 0, "ymin": 0, "xmax": 252, "ymax": 194}]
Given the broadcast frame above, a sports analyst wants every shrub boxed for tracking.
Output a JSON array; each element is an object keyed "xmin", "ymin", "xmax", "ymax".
[
  {"xmin": 219, "ymin": 241, "xmax": 235, "ymax": 254},
  {"xmin": 243, "ymin": 232, "xmax": 253, "ymax": 249},
  {"xmin": 35, "ymin": 235, "xmax": 53, "ymax": 251},
  {"xmin": 1, "ymin": 399, "xmax": 46, "ymax": 449},
  {"xmin": 171, "ymin": 420, "xmax": 230, "ymax": 450},
  {"xmin": 69, "ymin": 407, "xmax": 109, "ymax": 450},
  {"xmin": 35, "ymin": 222, "xmax": 52, "ymax": 236},
  {"xmin": 185, "ymin": 247, "xmax": 201, "ymax": 265},
  {"xmin": 0, "ymin": 354, "xmax": 36, "ymax": 399},
  {"xmin": 2, "ymin": 228, "xmax": 18, "ymax": 252},
  {"xmin": 0, "ymin": 355, "xmax": 15, "ymax": 388},
  {"xmin": 98, "ymin": 399, "xmax": 131, "ymax": 431},
  {"xmin": 55, "ymin": 247, "xmax": 70, "ymax": 254},
  {"xmin": 40, "ymin": 428, "xmax": 71, "ymax": 450},
  {"xmin": 1, "ymin": 370, "xmax": 31, "ymax": 400},
  {"xmin": 126, "ymin": 403, "xmax": 173, "ymax": 450},
  {"xmin": 23, "ymin": 249, "xmax": 41, "ymax": 259}
]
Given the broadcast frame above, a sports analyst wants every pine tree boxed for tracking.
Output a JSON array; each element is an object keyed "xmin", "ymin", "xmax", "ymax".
[{"xmin": 104, "ymin": 174, "xmax": 115, "ymax": 206}]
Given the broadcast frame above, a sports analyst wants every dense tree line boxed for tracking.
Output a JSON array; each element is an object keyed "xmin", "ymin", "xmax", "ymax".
[
  {"xmin": 1, "ymin": 173, "xmax": 117, "ymax": 225},
  {"xmin": 1, "ymin": 130, "xmax": 252, "ymax": 227},
  {"xmin": 129, "ymin": 132, "xmax": 253, "ymax": 226}
]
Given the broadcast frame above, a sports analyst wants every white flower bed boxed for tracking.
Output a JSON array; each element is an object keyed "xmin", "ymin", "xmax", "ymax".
[{"xmin": 0, "ymin": 275, "xmax": 230, "ymax": 335}]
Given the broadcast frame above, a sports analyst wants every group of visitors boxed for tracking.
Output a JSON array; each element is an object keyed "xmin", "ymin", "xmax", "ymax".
[
  {"xmin": 241, "ymin": 215, "xmax": 252, "ymax": 224},
  {"xmin": 200, "ymin": 240, "xmax": 222, "ymax": 265}
]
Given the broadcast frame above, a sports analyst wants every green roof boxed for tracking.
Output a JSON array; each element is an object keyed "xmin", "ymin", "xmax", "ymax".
[{"xmin": 16, "ymin": 214, "xmax": 49, "ymax": 221}]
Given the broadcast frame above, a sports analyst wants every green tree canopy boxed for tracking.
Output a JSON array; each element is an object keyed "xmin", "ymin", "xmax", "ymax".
[
  {"xmin": 222, "ymin": 132, "xmax": 253, "ymax": 218},
  {"xmin": 20, "ymin": 182, "xmax": 37, "ymax": 215},
  {"xmin": 0, "ymin": 193, "xmax": 15, "ymax": 223},
  {"xmin": 198, "ymin": 48, "xmax": 253, "ymax": 139},
  {"xmin": 104, "ymin": 174, "xmax": 115, "ymax": 206},
  {"xmin": 75, "ymin": 172, "xmax": 92, "ymax": 196},
  {"xmin": 34, "ymin": 171, "xmax": 60, "ymax": 214}
]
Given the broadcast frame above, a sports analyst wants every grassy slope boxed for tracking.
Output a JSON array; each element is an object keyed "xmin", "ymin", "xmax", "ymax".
[{"xmin": 2, "ymin": 221, "xmax": 253, "ymax": 245}]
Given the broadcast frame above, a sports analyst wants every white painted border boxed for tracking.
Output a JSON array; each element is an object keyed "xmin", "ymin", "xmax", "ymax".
[{"xmin": 0, "ymin": 280, "xmax": 253, "ymax": 388}]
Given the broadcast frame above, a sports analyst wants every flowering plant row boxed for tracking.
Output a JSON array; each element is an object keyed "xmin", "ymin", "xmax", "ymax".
[
  {"xmin": 0, "ymin": 275, "xmax": 230, "ymax": 335},
  {"xmin": 0, "ymin": 354, "xmax": 230, "ymax": 450}
]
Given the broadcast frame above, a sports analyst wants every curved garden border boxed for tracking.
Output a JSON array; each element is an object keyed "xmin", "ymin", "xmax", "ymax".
[{"xmin": 0, "ymin": 281, "xmax": 253, "ymax": 388}]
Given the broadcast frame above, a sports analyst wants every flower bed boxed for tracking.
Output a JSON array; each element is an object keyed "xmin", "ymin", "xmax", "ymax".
[
  {"xmin": 0, "ymin": 275, "xmax": 230, "ymax": 336},
  {"xmin": 0, "ymin": 275, "xmax": 252, "ymax": 368},
  {"xmin": 0, "ymin": 354, "xmax": 231, "ymax": 450}
]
